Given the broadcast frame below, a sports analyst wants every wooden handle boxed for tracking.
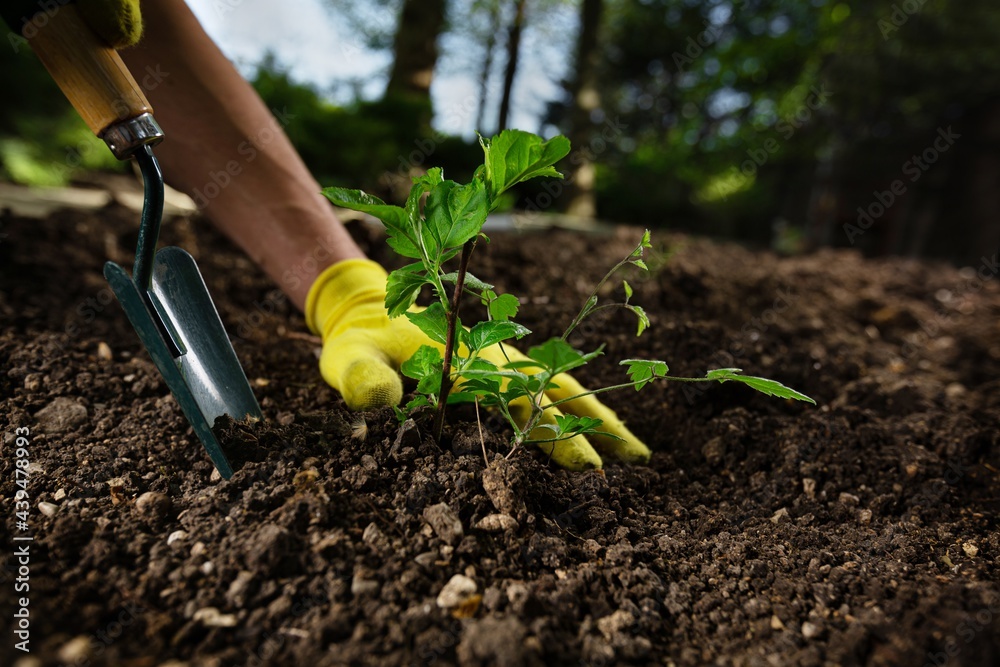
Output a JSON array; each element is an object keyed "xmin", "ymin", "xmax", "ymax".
[{"xmin": 25, "ymin": 3, "xmax": 152, "ymax": 137}]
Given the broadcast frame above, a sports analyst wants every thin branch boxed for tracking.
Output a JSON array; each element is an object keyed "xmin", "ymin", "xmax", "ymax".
[{"xmin": 433, "ymin": 239, "xmax": 477, "ymax": 441}]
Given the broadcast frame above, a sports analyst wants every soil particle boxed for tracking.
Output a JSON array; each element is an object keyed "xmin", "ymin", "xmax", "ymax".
[
  {"xmin": 437, "ymin": 574, "xmax": 478, "ymax": 608},
  {"xmin": 423, "ymin": 502, "xmax": 464, "ymax": 545},
  {"xmin": 33, "ymin": 395, "xmax": 88, "ymax": 433},
  {"xmin": 456, "ymin": 615, "xmax": 530, "ymax": 667}
]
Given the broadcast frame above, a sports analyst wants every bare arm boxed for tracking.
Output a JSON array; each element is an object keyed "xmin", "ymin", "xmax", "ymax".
[{"xmin": 120, "ymin": 0, "xmax": 364, "ymax": 310}]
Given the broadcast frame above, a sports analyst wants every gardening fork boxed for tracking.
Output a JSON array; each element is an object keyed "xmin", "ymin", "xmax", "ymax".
[{"xmin": 24, "ymin": 4, "xmax": 261, "ymax": 478}]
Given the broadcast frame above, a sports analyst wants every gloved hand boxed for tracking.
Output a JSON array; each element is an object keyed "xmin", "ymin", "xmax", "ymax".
[
  {"xmin": 306, "ymin": 259, "xmax": 652, "ymax": 470},
  {"xmin": 77, "ymin": 0, "xmax": 143, "ymax": 48}
]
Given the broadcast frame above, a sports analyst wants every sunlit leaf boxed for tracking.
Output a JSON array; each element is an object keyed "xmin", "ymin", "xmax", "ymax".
[
  {"xmin": 467, "ymin": 320, "xmax": 531, "ymax": 352},
  {"xmin": 385, "ymin": 263, "xmax": 428, "ymax": 318},
  {"xmin": 480, "ymin": 130, "xmax": 572, "ymax": 200},
  {"xmin": 425, "ymin": 178, "xmax": 488, "ymax": 250},
  {"xmin": 527, "ymin": 338, "xmax": 602, "ymax": 375},
  {"xmin": 405, "ymin": 303, "xmax": 450, "ymax": 345},
  {"xmin": 705, "ymin": 368, "xmax": 816, "ymax": 404},
  {"xmin": 400, "ymin": 345, "xmax": 443, "ymax": 395},
  {"xmin": 620, "ymin": 359, "xmax": 669, "ymax": 390},
  {"xmin": 488, "ymin": 293, "xmax": 520, "ymax": 321}
]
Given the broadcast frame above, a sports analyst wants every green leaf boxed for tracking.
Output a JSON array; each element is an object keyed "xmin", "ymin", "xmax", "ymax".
[
  {"xmin": 632, "ymin": 259, "xmax": 648, "ymax": 271},
  {"xmin": 322, "ymin": 187, "xmax": 420, "ymax": 259},
  {"xmin": 385, "ymin": 263, "xmax": 428, "ymax": 318},
  {"xmin": 425, "ymin": 178, "xmax": 488, "ymax": 250},
  {"xmin": 627, "ymin": 304, "xmax": 650, "ymax": 336},
  {"xmin": 488, "ymin": 293, "xmax": 520, "ymax": 321},
  {"xmin": 527, "ymin": 339, "xmax": 602, "ymax": 375},
  {"xmin": 446, "ymin": 391, "xmax": 478, "ymax": 404},
  {"xmin": 705, "ymin": 368, "xmax": 816, "ymax": 404},
  {"xmin": 461, "ymin": 376, "xmax": 502, "ymax": 397},
  {"xmin": 623, "ymin": 280, "xmax": 633, "ymax": 301},
  {"xmin": 400, "ymin": 345, "xmax": 443, "ymax": 395},
  {"xmin": 405, "ymin": 303, "xmax": 450, "ymax": 346},
  {"xmin": 480, "ymin": 130, "xmax": 572, "ymax": 200},
  {"xmin": 467, "ymin": 320, "xmax": 531, "ymax": 352},
  {"xmin": 620, "ymin": 359, "xmax": 668, "ymax": 390},
  {"xmin": 552, "ymin": 414, "xmax": 622, "ymax": 441},
  {"xmin": 406, "ymin": 168, "xmax": 444, "ymax": 222},
  {"xmin": 400, "ymin": 394, "xmax": 432, "ymax": 417},
  {"xmin": 441, "ymin": 271, "xmax": 493, "ymax": 292}
]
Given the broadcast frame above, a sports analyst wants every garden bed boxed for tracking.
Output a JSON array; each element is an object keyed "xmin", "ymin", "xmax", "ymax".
[{"xmin": 1, "ymin": 204, "xmax": 998, "ymax": 666}]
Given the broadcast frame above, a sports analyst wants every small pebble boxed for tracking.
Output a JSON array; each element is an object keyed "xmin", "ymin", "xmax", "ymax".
[
  {"xmin": 35, "ymin": 397, "xmax": 88, "ymax": 434},
  {"xmin": 167, "ymin": 530, "xmax": 188, "ymax": 545},
  {"xmin": 97, "ymin": 342, "xmax": 113, "ymax": 361},
  {"xmin": 37, "ymin": 502, "xmax": 58, "ymax": 517},
  {"xmin": 858, "ymin": 509, "xmax": 873, "ymax": 524},
  {"xmin": 193, "ymin": 607, "xmax": 237, "ymax": 627},
  {"xmin": 963, "ymin": 542, "xmax": 979, "ymax": 558},
  {"xmin": 136, "ymin": 491, "xmax": 172, "ymax": 520},
  {"xmin": 414, "ymin": 551, "xmax": 437, "ymax": 568},
  {"xmin": 801, "ymin": 621, "xmax": 822, "ymax": 639},
  {"xmin": 474, "ymin": 514, "xmax": 519, "ymax": 533},
  {"xmin": 351, "ymin": 574, "xmax": 380, "ymax": 597},
  {"xmin": 438, "ymin": 574, "xmax": 477, "ymax": 609},
  {"xmin": 57, "ymin": 636, "xmax": 92, "ymax": 663},
  {"xmin": 191, "ymin": 541, "xmax": 206, "ymax": 557},
  {"xmin": 770, "ymin": 615, "xmax": 786, "ymax": 631},
  {"xmin": 54, "ymin": 488, "xmax": 66, "ymax": 501},
  {"xmin": 839, "ymin": 492, "xmax": 860, "ymax": 506},
  {"xmin": 771, "ymin": 508, "xmax": 790, "ymax": 524},
  {"xmin": 423, "ymin": 503, "xmax": 464, "ymax": 545},
  {"xmin": 802, "ymin": 478, "xmax": 816, "ymax": 499},
  {"xmin": 362, "ymin": 522, "xmax": 389, "ymax": 550}
]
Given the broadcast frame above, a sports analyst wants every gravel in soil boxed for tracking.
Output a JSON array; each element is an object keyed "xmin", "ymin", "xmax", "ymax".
[{"xmin": 1, "ymin": 205, "xmax": 998, "ymax": 666}]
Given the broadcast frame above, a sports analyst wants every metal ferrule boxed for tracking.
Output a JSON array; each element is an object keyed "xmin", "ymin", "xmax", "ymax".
[{"xmin": 101, "ymin": 112, "xmax": 165, "ymax": 159}]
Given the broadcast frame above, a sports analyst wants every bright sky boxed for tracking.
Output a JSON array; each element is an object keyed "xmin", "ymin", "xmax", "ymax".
[{"xmin": 184, "ymin": 0, "xmax": 570, "ymax": 137}]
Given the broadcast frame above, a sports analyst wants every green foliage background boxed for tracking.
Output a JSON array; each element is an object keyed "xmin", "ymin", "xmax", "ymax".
[{"xmin": 2, "ymin": 0, "xmax": 997, "ymax": 261}]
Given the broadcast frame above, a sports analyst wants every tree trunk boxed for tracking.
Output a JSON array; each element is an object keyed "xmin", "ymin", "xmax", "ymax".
[
  {"xmin": 563, "ymin": 0, "xmax": 603, "ymax": 218},
  {"xmin": 475, "ymin": 2, "xmax": 502, "ymax": 132},
  {"xmin": 497, "ymin": 0, "xmax": 526, "ymax": 132},
  {"xmin": 385, "ymin": 0, "xmax": 447, "ymax": 101}
]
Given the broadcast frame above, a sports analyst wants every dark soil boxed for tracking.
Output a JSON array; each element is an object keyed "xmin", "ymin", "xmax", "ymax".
[{"xmin": 1, "ymin": 203, "xmax": 999, "ymax": 667}]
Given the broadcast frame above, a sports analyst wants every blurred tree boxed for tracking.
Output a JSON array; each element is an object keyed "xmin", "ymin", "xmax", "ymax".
[
  {"xmin": 561, "ymin": 0, "xmax": 604, "ymax": 218},
  {"xmin": 592, "ymin": 0, "xmax": 834, "ymax": 241},
  {"xmin": 817, "ymin": 0, "xmax": 1000, "ymax": 262},
  {"xmin": 385, "ymin": 0, "xmax": 448, "ymax": 104},
  {"xmin": 474, "ymin": 0, "xmax": 504, "ymax": 131},
  {"xmin": 497, "ymin": 0, "xmax": 527, "ymax": 131}
]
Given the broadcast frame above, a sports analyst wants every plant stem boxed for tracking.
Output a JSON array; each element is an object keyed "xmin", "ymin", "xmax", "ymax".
[
  {"xmin": 541, "ymin": 374, "xmax": 714, "ymax": 411},
  {"xmin": 562, "ymin": 254, "xmax": 636, "ymax": 341},
  {"xmin": 433, "ymin": 238, "xmax": 477, "ymax": 441}
]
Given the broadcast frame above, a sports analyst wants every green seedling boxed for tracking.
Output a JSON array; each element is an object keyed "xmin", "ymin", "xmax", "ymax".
[{"xmin": 323, "ymin": 130, "xmax": 814, "ymax": 460}]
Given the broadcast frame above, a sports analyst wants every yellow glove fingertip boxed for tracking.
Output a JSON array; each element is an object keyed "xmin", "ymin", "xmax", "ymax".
[
  {"xmin": 532, "ymin": 434, "xmax": 604, "ymax": 471},
  {"xmin": 591, "ymin": 432, "xmax": 651, "ymax": 465},
  {"xmin": 336, "ymin": 359, "xmax": 404, "ymax": 411}
]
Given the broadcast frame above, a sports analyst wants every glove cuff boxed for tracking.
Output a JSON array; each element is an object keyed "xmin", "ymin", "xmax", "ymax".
[{"xmin": 305, "ymin": 258, "xmax": 389, "ymax": 337}]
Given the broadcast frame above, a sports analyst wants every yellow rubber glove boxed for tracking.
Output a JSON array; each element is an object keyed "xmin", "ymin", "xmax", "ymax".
[
  {"xmin": 77, "ymin": 0, "xmax": 143, "ymax": 48},
  {"xmin": 306, "ymin": 259, "xmax": 651, "ymax": 470}
]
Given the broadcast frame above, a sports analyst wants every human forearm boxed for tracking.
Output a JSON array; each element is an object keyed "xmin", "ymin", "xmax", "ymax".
[{"xmin": 119, "ymin": 0, "xmax": 363, "ymax": 309}]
